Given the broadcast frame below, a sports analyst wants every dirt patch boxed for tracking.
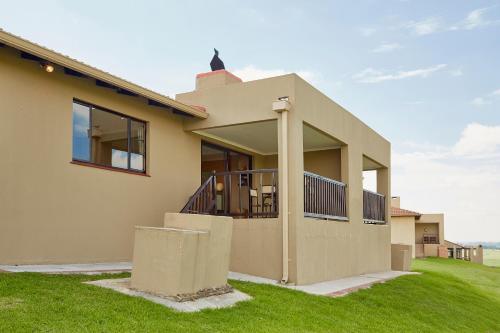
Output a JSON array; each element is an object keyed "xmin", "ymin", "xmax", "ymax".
[
  {"xmin": 170, "ymin": 285, "xmax": 234, "ymax": 302},
  {"xmin": 0, "ymin": 297, "xmax": 23, "ymax": 310}
]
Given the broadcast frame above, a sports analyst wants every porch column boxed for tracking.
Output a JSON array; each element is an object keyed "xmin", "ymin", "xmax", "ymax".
[
  {"xmin": 377, "ymin": 167, "xmax": 391, "ymax": 224},
  {"xmin": 273, "ymin": 99, "xmax": 291, "ymax": 283}
]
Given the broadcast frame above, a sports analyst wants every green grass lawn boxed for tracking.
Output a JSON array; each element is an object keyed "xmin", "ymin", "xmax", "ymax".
[
  {"xmin": 484, "ymin": 249, "xmax": 500, "ymax": 267},
  {"xmin": 0, "ymin": 258, "xmax": 499, "ymax": 332}
]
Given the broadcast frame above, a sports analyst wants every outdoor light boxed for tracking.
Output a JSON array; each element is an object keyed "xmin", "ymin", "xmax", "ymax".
[{"xmin": 41, "ymin": 62, "xmax": 55, "ymax": 73}]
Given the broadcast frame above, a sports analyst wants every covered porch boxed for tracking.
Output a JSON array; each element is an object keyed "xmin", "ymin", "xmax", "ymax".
[{"xmin": 180, "ymin": 120, "xmax": 387, "ymax": 224}]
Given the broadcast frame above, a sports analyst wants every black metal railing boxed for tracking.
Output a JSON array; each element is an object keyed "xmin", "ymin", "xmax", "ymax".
[
  {"xmin": 363, "ymin": 189, "xmax": 386, "ymax": 224},
  {"xmin": 304, "ymin": 171, "xmax": 347, "ymax": 220},
  {"xmin": 423, "ymin": 234, "xmax": 439, "ymax": 244},
  {"xmin": 182, "ymin": 169, "xmax": 278, "ymax": 218},
  {"xmin": 180, "ymin": 175, "xmax": 216, "ymax": 215}
]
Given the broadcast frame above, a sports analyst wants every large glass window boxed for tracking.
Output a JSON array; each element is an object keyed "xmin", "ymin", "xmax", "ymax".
[{"xmin": 72, "ymin": 100, "xmax": 146, "ymax": 173}]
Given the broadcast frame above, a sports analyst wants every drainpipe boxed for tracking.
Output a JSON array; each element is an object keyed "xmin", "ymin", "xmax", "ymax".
[{"xmin": 273, "ymin": 98, "xmax": 291, "ymax": 284}]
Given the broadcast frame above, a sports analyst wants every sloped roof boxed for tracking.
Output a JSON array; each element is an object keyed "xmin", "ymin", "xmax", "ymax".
[
  {"xmin": 0, "ymin": 29, "xmax": 208, "ymax": 119},
  {"xmin": 391, "ymin": 207, "xmax": 421, "ymax": 217}
]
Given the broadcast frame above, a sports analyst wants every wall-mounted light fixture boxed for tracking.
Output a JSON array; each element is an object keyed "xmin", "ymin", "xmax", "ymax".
[{"xmin": 40, "ymin": 62, "xmax": 55, "ymax": 73}]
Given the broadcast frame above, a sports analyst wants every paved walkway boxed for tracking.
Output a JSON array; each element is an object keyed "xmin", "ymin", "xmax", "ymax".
[
  {"xmin": 229, "ymin": 270, "xmax": 419, "ymax": 297},
  {"xmin": 1, "ymin": 262, "xmax": 418, "ymax": 297},
  {"xmin": 0, "ymin": 262, "xmax": 132, "ymax": 274},
  {"xmin": 86, "ymin": 278, "xmax": 251, "ymax": 312}
]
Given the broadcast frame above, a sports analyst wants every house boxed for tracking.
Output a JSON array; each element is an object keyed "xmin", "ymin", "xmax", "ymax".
[
  {"xmin": 0, "ymin": 29, "xmax": 391, "ymax": 285},
  {"xmin": 444, "ymin": 240, "xmax": 483, "ymax": 264},
  {"xmin": 391, "ymin": 197, "xmax": 446, "ymax": 258}
]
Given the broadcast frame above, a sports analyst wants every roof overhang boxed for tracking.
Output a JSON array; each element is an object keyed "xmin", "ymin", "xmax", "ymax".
[{"xmin": 0, "ymin": 29, "xmax": 208, "ymax": 119}]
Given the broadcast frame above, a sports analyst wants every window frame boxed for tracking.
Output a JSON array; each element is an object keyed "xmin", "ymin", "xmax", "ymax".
[{"xmin": 72, "ymin": 99, "xmax": 147, "ymax": 175}]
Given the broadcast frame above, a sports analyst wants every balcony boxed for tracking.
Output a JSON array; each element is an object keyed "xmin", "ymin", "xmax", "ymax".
[
  {"xmin": 304, "ymin": 171, "xmax": 347, "ymax": 220},
  {"xmin": 362, "ymin": 189, "xmax": 386, "ymax": 224}
]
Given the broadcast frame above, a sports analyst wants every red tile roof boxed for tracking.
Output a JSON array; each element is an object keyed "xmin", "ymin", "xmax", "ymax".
[{"xmin": 391, "ymin": 207, "xmax": 421, "ymax": 217}]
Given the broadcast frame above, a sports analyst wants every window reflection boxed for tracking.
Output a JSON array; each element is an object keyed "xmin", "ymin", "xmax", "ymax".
[{"xmin": 72, "ymin": 100, "xmax": 147, "ymax": 173}]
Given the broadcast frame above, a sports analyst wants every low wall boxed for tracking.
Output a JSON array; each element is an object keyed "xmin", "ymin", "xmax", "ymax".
[
  {"xmin": 470, "ymin": 246, "xmax": 484, "ymax": 264},
  {"xmin": 230, "ymin": 218, "xmax": 282, "ymax": 280},
  {"xmin": 424, "ymin": 244, "xmax": 439, "ymax": 257},
  {"xmin": 131, "ymin": 213, "xmax": 233, "ymax": 297},
  {"xmin": 163, "ymin": 213, "xmax": 233, "ymax": 288},
  {"xmin": 415, "ymin": 244, "xmax": 424, "ymax": 258},
  {"xmin": 295, "ymin": 218, "xmax": 392, "ymax": 284},
  {"xmin": 131, "ymin": 227, "xmax": 209, "ymax": 296},
  {"xmin": 391, "ymin": 244, "xmax": 412, "ymax": 271}
]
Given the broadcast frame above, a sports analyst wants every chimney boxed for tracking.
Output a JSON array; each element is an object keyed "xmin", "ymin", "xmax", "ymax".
[
  {"xmin": 391, "ymin": 196, "xmax": 401, "ymax": 208},
  {"xmin": 195, "ymin": 70, "xmax": 242, "ymax": 90}
]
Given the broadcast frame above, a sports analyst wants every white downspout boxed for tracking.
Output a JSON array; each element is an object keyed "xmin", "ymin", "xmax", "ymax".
[{"xmin": 273, "ymin": 99, "xmax": 291, "ymax": 284}]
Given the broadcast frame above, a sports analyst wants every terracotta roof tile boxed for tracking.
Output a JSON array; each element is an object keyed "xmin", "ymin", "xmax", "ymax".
[{"xmin": 391, "ymin": 207, "xmax": 421, "ymax": 217}]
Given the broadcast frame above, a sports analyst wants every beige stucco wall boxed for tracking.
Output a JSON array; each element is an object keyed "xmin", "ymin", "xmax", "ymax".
[
  {"xmin": 0, "ymin": 46, "xmax": 201, "ymax": 264},
  {"xmin": 415, "ymin": 223, "xmax": 439, "ymax": 244},
  {"xmin": 230, "ymin": 218, "xmax": 282, "ymax": 280},
  {"xmin": 391, "ymin": 243, "xmax": 411, "ymax": 271},
  {"xmin": 303, "ymin": 149, "xmax": 342, "ymax": 181},
  {"xmin": 131, "ymin": 226, "xmax": 209, "ymax": 296},
  {"xmin": 391, "ymin": 216, "xmax": 416, "ymax": 257},
  {"xmin": 417, "ymin": 213, "xmax": 445, "ymax": 245},
  {"xmin": 163, "ymin": 213, "xmax": 233, "ymax": 288},
  {"xmin": 177, "ymin": 73, "xmax": 391, "ymax": 284}
]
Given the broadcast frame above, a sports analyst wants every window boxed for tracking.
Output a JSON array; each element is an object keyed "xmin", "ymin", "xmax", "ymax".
[{"xmin": 72, "ymin": 100, "xmax": 146, "ymax": 173}]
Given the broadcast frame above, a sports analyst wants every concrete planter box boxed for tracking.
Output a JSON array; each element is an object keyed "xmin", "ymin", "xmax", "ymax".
[{"xmin": 131, "ymin": 213, "xmax": 233, "ymax": 297}]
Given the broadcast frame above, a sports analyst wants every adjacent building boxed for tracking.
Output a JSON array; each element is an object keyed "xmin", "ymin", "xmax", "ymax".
[{"xmin": 391, "ymin": 197, "xmax": 446, "ymax": 258}]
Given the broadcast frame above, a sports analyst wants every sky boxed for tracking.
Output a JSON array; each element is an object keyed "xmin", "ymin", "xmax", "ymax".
[{"xmin": 1, "ymin": 0, "xmax": 499, "ymax": 242}]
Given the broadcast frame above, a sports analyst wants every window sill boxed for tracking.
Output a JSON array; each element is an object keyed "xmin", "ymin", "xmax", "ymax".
[{"xmin": 70, "ymin": 160, "xmax": 150, "ymax": 177}]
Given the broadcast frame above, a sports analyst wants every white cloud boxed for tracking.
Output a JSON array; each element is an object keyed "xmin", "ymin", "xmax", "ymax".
[
  {"xmin": 353, "ymin": 64, "xmax": 447, "ymax": 83},
  {"xmin": 471, "ymin": 97, "xmax": 491, "ymax": 107},
  {"xmin": 232, "ymin": 65, "xmax": 316, "ymax": 84},
  {"xmin": 471, "ymin": 89, "xmax": 500, "ymax": 107},
  {"xmin": 111, "ymin": 149, "xmax": 128, "ymax": 169},
  {"xmin": 405, "ymin": 17, "xmax": 443, "ymax": 35},
  {"xmin": 393, "ymin": 123, "xmax": 500, "ymax": 242},
  {"xmin": 450, "ymin": 7, "xmax": 500, "ymax": 31},
  {"xmin": 453, "ymin": 123, "xmax": 500, "ymax": 157},
  {"xmin": 372, "ymin": 42, "xmax": 401, "ymax": 53}
]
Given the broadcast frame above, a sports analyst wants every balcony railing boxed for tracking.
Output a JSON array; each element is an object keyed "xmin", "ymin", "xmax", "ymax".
[
  {"xmin": 423, "ymin": 234, "xmax": 439, "ymax": 244},
  {"xmin": 304, "ymin": 171, "xmax": 348, "ymax": 220},
  {"xmin": 363, "ymin": 189, "xmax": 386, "ymax": 224},
  {"xmin": 182, "ymin": 169, "xmax": 278, "ymax": 218}
]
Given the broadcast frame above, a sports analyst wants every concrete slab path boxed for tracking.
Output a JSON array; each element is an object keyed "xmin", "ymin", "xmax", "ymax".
[
  {"xmin": 1, "ymin": 262, "xmax": 418, "ymax": 297},
  {"xmin": 229, "ymin": 270, "xmax": 419, "ymax": 297},
  {"xmin": 86, "ymin": 278, "xmax": 251, "ymax": 312},
  {"xmin": 0, "ymin": 262, "xmax": 132, "ymax": 274}
]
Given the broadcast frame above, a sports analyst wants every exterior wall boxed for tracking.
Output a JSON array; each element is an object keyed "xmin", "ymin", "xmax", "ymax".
[
  {"xmin": 391, "ymin": 197, "xmax": 401, "ymax": 208},
  {"xmin": 423, "ymin": 244, "xmax": 439, "ymax": 257},
  {"xmin": 292, "ymin": 77, "xmax": 391, "ymax": 284},
  {"xmin": 470, "ymin": 246, "xmax": 483, "ymax": 264},
  {"xmin": 391, "ymin": 216, "xmax": 416, "ymax": 257},
  {"xmin": 415, "ymin": 244, "xmax": 424, "ymax": 258},
  {"xmin": 0, "ymin": 46, "xmax": 201, "ymax": 264},
  {"xmin": 303, "ymin": 149, "xmax": 341, "ymax": 181},
  {"xmin": 178, "ymin": 73, "xmax": 391, "ymax": 284},
  {"xmin": 417, "ymin": 213, "xmax": 445, "ymax": 244},
  {"xmin": 415, "ymin": 223, "xmax": 439, "ymax": 244},
  {"xmin": 230, "ymin": 218, "xmax": 282, "ymax": 280}
]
